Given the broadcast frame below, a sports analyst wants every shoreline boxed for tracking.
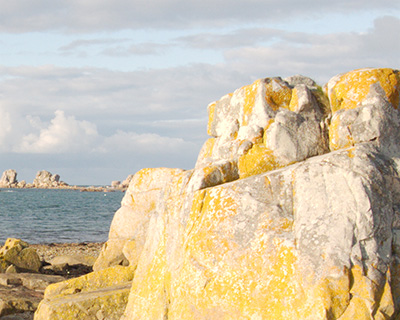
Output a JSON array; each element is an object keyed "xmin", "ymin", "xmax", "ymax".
[
  {"xmin": 0, "ymin": 186, "xmax": 126, "ymax": 192},
  {"xmin": 30, "ymin": 242, "xmax": 104, "ymax": 263}
]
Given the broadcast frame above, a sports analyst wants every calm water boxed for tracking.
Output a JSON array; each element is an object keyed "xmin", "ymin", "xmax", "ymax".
[{"xmin": 0, "ymin": 188, "xmax": 124, "ymax": 244}]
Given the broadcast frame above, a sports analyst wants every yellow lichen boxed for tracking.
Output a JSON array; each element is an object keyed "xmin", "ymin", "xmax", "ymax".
[
  {"xmin": 264, "ymin": 78, "xmax": 292, "ymax": 111},
  {"xmin": 328, "ymin": 113, "xmax": 356, "ymax": 151},
  {"xmin": 242, "ymin": 79, "xmax": 261, "ymax": 126},
  {"xmin": 238, "ymin": 143, "xmax": 280, "ymax": 179},
  {"xmin": 329, "ymin": 68, "xmax": 400, "ymax": 112},
  {"xmin": 207, "ymin": 101, "xmax": 217, "ymax": 136}
]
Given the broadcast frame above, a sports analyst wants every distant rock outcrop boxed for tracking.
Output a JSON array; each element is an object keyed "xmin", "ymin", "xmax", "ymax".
[
  {"xmin": 32, "ymin": 170, "xmax": 68, "ymax": 188},
  {"xmin": 110, "ymin": 174, "xmax": 135, "ymax": 191},
  {"xmin": 0, "ymin": 169, "xmax": 18, "ymax": 188},
  {"xmin": 34, "ymin": 68, "xmax": 400, "ymax": 319}
]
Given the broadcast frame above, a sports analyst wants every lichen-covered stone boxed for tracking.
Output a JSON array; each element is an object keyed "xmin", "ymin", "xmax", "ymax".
[
  {"xmin": 0, "ymin": 238, "xmax": 41, "ymax": 273},
  {"xmin": 35, "ymin": 68, "xmax": 400, "ymax": 320},
  {"xmin": 326, "ymin": 68, "xmax": 400, "ymax": 151},
  {"xmin": 34, "ymin": 266, "xmax": 135, "ymax": 320},
  {"xmin": 197, "ymin": 75, "xmax": 329, "ymax": 183}
]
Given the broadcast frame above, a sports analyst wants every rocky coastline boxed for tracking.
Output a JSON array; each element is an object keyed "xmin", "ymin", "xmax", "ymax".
[
  {"xmin": 33, "ymin": 68, "xmax": 400, "ymax": 319},
  {"xmin": 4, "ymin": 68, "xmax": 400, "ymax": 319},
  {"xmin": 0, "ymin": 169, "xmax": 133, "ymax": 192},
  {"xmin": 0, "ymin": 239, "xmax": 103, "ymax": 319}
]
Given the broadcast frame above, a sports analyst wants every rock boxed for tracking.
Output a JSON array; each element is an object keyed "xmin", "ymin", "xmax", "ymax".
[
  {"xmin": 110, "ymin": 175, "xmax": 134, "ymax": 191},
  {"xmin": 48, "ymin": 255, "xmax": 96, "ymax": 268},
  {"xmin": 17, "ymin": 180, "xmax": 26, "ymax": 188},
  {"xmin": 0, "ymin": 273, "xmax": 65, "ymax": 291},
  {"xmin": 1, "ymin": 312, "xmax": 35, "ymax": 319},
  {"xmin": 119, "ymin": 174, "xmax": 134, "ymax": 190},
  {"xmin": 34, "ymin": 266, "xmax": 135, "ymax": 320},
  {"xmin": 0, "ymin": 273, "xmax": 66, "ymax": 319},
  {"xmin": 34, "ymin": 68, "xmax": 400, "ymax": 319},
  {"xmin": 32, "ymin": 171, "xmax": 67, "ymax": 188},
  {"xmin": 0, "ymin": 284, "xmax": 42, "ymax": 317},
  {"xmin": 93, "ymin": 167, "xmax": 190, "ymax": 271},
  {"xmin": 0, "ymin": 239, "xmax": 41, "ymax": 273},
  {"xmin": 0, "ymin": 170, "xmax": 18, "ymax": 188},
  {"xmin": 44, "ymin": 255, "xmax": 96, "ymax": 277},
  {"xmin": 111, "ymin": 180, "xmax": 121, "ymax": 188}
]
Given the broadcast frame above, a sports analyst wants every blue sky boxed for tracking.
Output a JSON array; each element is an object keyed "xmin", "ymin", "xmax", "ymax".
[{"xmin": 0, "ymin": 1, "xmax": 399, "ymax": 185}]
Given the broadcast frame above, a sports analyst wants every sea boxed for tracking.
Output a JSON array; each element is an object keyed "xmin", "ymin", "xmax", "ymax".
[{"xmin": 0, "ymin": 188, "xmax": 124, "ymax": 244}]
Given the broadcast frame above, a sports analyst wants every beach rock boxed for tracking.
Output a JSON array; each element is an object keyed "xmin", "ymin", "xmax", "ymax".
[
  {"xmin": 0, "ymin": 273, "xmax": 65, "ymax": 318},
  {"xmin": 34, "ymin": 68, "xmax": 400, "ymax": 320},
  {"xmin": 48, "ymin": 255, "xmax": 96, "ymax": 268},
  {"xmin": 0, "ymin": 169, "xmax": 18, "ymax": 188},
  {"xmin": 0, "ymin": 239, "xmax": 41, "ymax": 273},
  {"xmin": 44, "ymin": 255, "xmax": 96, "ymax": 277},
  {"xmin": 34, "ymin": 266, "xmax": 135, "ymax": 320},
  {"xmin": 0, "ymin": 273, "xmax": 65, "ymax": 291},
  {"xmin": 0, "ymin": 284, "xmax": 42, "ymax": 317}
]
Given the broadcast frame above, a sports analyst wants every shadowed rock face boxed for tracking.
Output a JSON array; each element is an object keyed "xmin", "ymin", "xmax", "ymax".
[{"xmin": 35, "ymin": 68, "xmax": 400, "ymax": 320}]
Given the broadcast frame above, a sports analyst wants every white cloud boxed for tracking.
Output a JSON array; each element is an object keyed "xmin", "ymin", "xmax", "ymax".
[
  {"xmin": 0, "ymin": 107, "xmax": 12, "ymax": 149},
  {"xmin": 97, "ymin": 130, "xmax": 197, "ymax": 155},
  {"xmin": 0, "ymin": 5, "xmax": 399, "ymax": 184},
  {"xmin": 14, "ymin": 110, "xmax": 99, "ymax": 153},
  {"xmin": 0, "ymin": 0, "xmax": 397, "ymax": 33},
  {"xmin": 222, "ymin": 16, "xmax": 400, "ymax": 84}
]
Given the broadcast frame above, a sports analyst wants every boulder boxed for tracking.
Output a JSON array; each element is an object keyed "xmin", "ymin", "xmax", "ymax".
[
  {"xmin": 0, "ymin": 170, "xmax": 18, "ymax": 188},
  {"xmin": 34, "ymin": 68, "xmax": 400, "ymax": 319},
  {"xmin": 34, "ymin": 266, "xmax": 135, "ymax": 320},
  {"xmin": 0, "ymin": 239, "xmax": 41, "ymax": 273}
]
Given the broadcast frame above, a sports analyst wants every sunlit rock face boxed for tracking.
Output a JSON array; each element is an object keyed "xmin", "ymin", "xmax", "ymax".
[{"xmin": 35, "ymin": 68, "xmax": 400, "ymax": 320}]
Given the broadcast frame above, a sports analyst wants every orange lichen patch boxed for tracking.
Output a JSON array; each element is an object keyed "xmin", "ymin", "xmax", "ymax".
[
  {"xmin": 242, "ymin": 79, "xmax": 262, "ymax": 126},
  {"xmin": 173, "ymin": 185, "xmax": 307, "ymax": 319},
  {"xmin": 347, "ymin": 147, "xmax": 356, "ymax": 158},
  {"xmin": 338, "ymin": 265, "xmax": 394, "ymax": 319},
  {"xmin": 240, "ymin": 78, "xmax": 292, "ymax": 126},
  {"xmin": 328, "ymin": 113, "xmax": 355, "ymax": 151},
  {"xmin": 238, "ymin": 143, "xmax": 281, "ymax": 179},
  {"xmin": 264, "ymin": 78, "xmax": 292, "ymax": 111},
  {"xmin": 315, "ymin": 267, "xmax": 351, "ymax": 319},
  {"xmin": 168, "ymin": 181, "xmax": 397, "ymax": 319},
  {"xmin": 329, "ymin": 68, "xmax": 400, "ymax": 113},
  {"xmin": 125, "ymin": 227, "xmax": 169, "ymax": 319},
  {"xmin": 207, "ymin": 101, "xmax": 217, "ymax": 136},
  {"xmin": 258, "ymin": 217, "xmax": 293, "ymax": 232},
  {"xmin": 288, "ymin": 85, "xmax": 300, "ymax": 112}
]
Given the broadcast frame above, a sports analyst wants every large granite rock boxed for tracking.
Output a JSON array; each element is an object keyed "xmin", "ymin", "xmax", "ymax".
[
  {"xmin": 35, "ymin": 68, "xmax": 400, "ymax": 319},
  {"xmin": 0, "ymin": 170, "xmax": 18, "ymax": 188}
]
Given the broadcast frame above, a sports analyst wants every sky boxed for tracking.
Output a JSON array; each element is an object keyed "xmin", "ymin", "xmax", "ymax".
[{"xmin": 0, "ymin": 1, "xmax": 399, "ymax": 185}]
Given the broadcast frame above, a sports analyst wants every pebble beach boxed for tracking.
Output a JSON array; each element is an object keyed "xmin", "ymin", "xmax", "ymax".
[{"xmin": 30, "ymin": 242, "xmax": 104, "ymax": 263}]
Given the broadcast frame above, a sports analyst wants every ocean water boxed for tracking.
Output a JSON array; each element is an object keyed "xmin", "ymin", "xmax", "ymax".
[{"xmin": 0, "ymin": 188, "xmax": 124, "ymax": 244}]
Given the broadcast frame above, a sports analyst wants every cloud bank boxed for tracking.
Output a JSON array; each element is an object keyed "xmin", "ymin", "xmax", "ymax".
[{"xmin": 0, "ymin": 1, "xmax": 398, "ymax": 184}]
